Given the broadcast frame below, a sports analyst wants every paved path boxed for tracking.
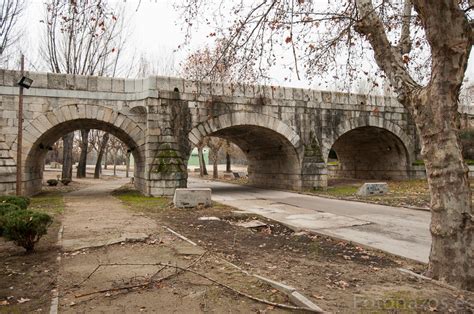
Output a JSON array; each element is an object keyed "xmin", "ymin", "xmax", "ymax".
[{"xmin": 189, "ymin": 177, "xmax": 431, "ymax": 263}]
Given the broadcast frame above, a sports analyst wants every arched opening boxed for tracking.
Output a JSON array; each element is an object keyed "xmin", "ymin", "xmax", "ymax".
[
  {"xmin": 189, "ymin": 122, "xmax": 302, "ymax": 190},
  {"xmin": 187, "ymin": 137, "xmax": 248, "ymax": 179},
  {"xmin": 329, "ymin": 126, "xmax": 409, "ymax": 180},
  {"xmin": 23, "ymin": 119, "xmax": 145, "ymax": 195}
]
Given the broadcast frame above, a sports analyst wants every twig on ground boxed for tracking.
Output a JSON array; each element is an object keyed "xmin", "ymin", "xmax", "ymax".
[
  {"xmin": 156, "ymin": 262, "xmax": 323, "ymax": 313},
  {"xmin": 163, "ymin": 226, "xmax": 198, "ymax": 246},
  {"xmin": 74, "ymin": 251, "xmax": 207, "ymax": 298},
  {"xmin": 72, "ymin": 252, "xmax": 321, "ymax": 312}
]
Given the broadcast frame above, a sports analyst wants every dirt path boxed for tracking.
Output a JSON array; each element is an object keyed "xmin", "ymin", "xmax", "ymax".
[
  {"xmin": 61, "ymin": 178, "xmax": 156, "ymax": 251},
  {"xmin": 57, "ymin": 178, "xmax": 293, "ymax": 313}
]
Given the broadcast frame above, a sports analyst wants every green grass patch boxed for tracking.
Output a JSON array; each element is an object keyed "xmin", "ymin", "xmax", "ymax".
[
  {"xmin": 413, "ymin": 159, "xmax": 474, "ymax": 166},
  {"xmin": 112, "ymin": 188, "xmax": 169, "ymax": 213},
  {"xmin": 412, "ymin": 160, "xmax": 425, "ymax": 166},
  {"xmin": 29, "ymin": 191, "xmax": 65, "ymax": 215}
]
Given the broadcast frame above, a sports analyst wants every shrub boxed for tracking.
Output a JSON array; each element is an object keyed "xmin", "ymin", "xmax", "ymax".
[
  {"xmin": 61, "ymin": 179, "xmax": 71, "ymax": 186},
  {"xmin": 2, "ymin": 210, "xmax": 52, "ymax": 252},
  {"xmin": 0, "ymin": 203, "xmax": 22, "ymax": 236},
  {"xmin": 47, "ymin": 179, "xmax": 59, "ymax": 186},
  {"xmin": 0, "ymin": 195, "xmax": 30, "ymax": 210}
]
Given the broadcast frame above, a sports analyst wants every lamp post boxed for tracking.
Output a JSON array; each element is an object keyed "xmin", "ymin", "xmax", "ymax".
[{"xmin": 16, "ymin": 54, "xmax": 33, "ymax": 196}]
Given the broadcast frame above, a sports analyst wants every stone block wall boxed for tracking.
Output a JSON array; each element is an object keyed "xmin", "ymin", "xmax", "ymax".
[{"xmin": 0, "ymin": 69, "xmax": 427, "ymax": 196}]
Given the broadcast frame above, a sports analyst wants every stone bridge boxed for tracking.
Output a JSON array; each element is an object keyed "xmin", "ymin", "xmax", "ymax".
[{"xmin": 0, "ymin": 69, "xmax": 440, "ymax": 196}]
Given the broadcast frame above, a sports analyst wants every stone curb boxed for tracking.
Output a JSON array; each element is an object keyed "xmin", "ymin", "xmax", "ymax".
[{"xmin": 253, "ymin": 275, "xmax": 325, "ymax": 313}]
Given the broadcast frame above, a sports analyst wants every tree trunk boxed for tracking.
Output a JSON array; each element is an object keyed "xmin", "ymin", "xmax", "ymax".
[
  {"xmin": 104, "ymin": 146, "xmax": 108, "ymax": 169},
  {"xmin": 94, "ymin": 133, "xmax": 109, "ymax": 179},
  {"xmin": 125, "ymin": 151, "xmax": 130, "ymax": 178},
  {"xmin": 61, "ymin": 132, "xmax": 74, "ymax": 180},
  {"xmin": 413, "ymin": 89, "xmax": 473, "ymax": 290},
  {"xmin": 76, "ymin": 129, "xmax": 89, "ymax": 178},
  {"xmin": 213, "ymin": 158, "xmax": 218, "ymax": 179},
  {"xmin": 226, "ymin": 152, "xmax": 231, "ymax": 173},
  {"xmin": 354, "ymin": 0, "xmax": 473, "ymax": 290},
  {"xmin": 198, "ymin": 147, "xmax": 207, "ymax": 176}
]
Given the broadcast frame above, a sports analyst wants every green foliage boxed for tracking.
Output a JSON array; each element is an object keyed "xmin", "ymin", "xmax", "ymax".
[
  {"xmin": 47, "ymin": 179, "xmax": 59, "ymax": 186},
  {"xmin": 0, "ymin": 203, "xmax": 23, "ymax": 236},
  {"xmin": 2, "ymin": 210, "xmax": 52, "ymax": 252},
  {"xmin": 0, "ymin": 195, "xmax": 30, "ymax": 210}
]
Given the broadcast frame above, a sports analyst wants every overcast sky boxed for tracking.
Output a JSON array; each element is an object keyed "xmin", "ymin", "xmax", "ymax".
[{"xmin": 18, "ymin": 0, "xmax": 474, "ymax": 91}]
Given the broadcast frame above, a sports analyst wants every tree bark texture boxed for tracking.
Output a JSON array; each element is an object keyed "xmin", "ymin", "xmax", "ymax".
[{"xmin": 355, "ymin": 0, "xmax": 473, "ymax": 290}]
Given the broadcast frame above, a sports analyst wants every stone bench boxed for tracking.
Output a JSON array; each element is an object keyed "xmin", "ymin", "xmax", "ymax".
[
  {"xmin": 357, "ymin": 182, "xmax": 389, "ymax": 196},
  {"xmin": 173, "ymin": 188, "xmax": 212, "ymax": 208}
]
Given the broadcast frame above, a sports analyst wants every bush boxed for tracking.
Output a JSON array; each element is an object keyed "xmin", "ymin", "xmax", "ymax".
[
  {"xmin": 61, "ymin": 179, "xmax": 71, "ymax": 186},
  {"xmin": 0, "ymin": 195, "xmax": 30, "ymax": 210},
  {"xmin": 0, "ymin": 203, "xmax": 22, "ymax": 236},
  {"xmin": 2, "ymin": 210, "xmax": 52, "ymax": 252},
  {"xmin": 47, "ymin": 179, "xmax": 59, "ymax": 186}
]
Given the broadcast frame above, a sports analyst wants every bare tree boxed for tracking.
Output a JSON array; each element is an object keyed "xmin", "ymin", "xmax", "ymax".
[
  {"xmin": 179, "ymin": 0, "xmax": 474, "ymax": 289},
  {"xmin": 134, "ymin": 49, "xmax": 178, "ymax": 78},
  {"xmin": 0, "ymin": 0, "xmax": 24, "ymax": 64},
  {"xmin": 61, "ymin": 132, "xmax": 74, "ymax": 181},
  {"xmin": 76, "ymin": 129, "xmax": 89, "ymax": 178},
  {"xmin": 40, "ymin": 0, "xmax": 128, "ymax": 181},
  {"xmin": 180, "ymin": 39, "xmax": 257, "ymax": 83},
  {"xmin": 94, "ymin": 132, "xmax": 109, "ymax": 179}
]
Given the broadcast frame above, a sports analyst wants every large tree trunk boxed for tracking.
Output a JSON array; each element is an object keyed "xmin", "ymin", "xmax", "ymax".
[
  {"xmin": 61, "ymin": 132, "xmax": 74, "ymax": 180},
  {"xmin": 76, "ymin": 129, "xmax": 89, "ymax": 178},
  {"xmin": 354, "ymin": 0, "xmax": 473, "ymax": 290},
  {"xmin": 413, "ymin": 87, "xmax": 473, "ymax": 290},
  {"xmin": 94, "ymin": 133, "xmax": 109, "ymax": 179}
]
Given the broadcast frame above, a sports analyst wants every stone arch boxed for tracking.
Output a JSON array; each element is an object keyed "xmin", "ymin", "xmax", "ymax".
[
  {"xmin": 326, "ymin": 116, "xmax": 414, "ymax": 180},
  {"xmin": 16, "ymin": 104, "xmax": 146, "ymax": 195},
  {"xmin": 189, "ymin": 112, "xmax": 304, "ymax": 190}
]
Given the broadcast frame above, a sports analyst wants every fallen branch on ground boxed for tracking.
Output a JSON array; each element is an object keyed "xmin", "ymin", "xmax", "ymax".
[
  {"xmin": 74, "ymin": 251, "xmax": 207, "ymax": 298},
  {"xmin": 75, "ymin": 256, "xmax": 323, "ymax": 313}
]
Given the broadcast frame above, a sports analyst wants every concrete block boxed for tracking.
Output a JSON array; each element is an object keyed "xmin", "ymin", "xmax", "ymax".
[
  {"xmin": 357, "ymin": 182, "xmax": 389, "ymax": 196},
  {"xmin": 173, "ymin": 188, "xmax": 212, "ymax": 208}
]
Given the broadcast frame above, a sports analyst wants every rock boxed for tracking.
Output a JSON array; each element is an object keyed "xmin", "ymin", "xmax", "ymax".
[
  {"xmin": 357, "ymin": 182, "xmax": 389, "ymax": 196},
  {"xmin": 173, "ymin": 188, "xmax": 212, "ymax": 208},
  {"xmin": 198, "ymin": 216, "xmax": 220, "ymax": 221}
]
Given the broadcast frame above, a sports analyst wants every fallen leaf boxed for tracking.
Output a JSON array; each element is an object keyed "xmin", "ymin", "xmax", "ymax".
[{"xmin": 0, "ymin": 300, "xmax": 9, "ymax": 306}]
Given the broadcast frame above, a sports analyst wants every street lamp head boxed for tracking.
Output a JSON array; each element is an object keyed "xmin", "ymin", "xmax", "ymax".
[{"xmin": 18, "ymin": 76, "xmax": 33, "ymax": 89}]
